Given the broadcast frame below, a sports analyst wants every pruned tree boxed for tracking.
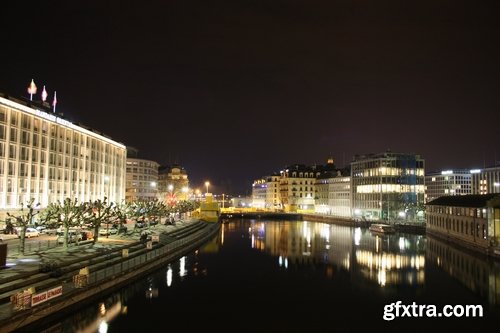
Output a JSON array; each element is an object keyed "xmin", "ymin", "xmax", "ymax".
[
  {"xmin": 40, "ymin": 198, "xmax": 84, "ymax": 249},
  {"xmin": 112, "ymin": 201, "xmax": 133, "ymax": 234},
  {"xmin": 83, "ymin": 197, "xmax": 115, "ymax": 244},
  {"xmin": 7, "ymin": 198, "xmax": 40, "ymax": 255}
]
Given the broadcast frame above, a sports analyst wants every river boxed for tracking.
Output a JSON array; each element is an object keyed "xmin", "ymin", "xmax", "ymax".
[{"xmin": 28, "ymin": 219, "xmax": 500, "ymax": 332}]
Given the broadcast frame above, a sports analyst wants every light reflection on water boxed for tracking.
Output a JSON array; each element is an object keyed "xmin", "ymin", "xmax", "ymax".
[
  {"xmin": 245, "ymin": 220, "xmax": 426, "ymax": 287},
  {"xmin": 31, "ymin": 219, "xmax": 500, "ymax": 332}
]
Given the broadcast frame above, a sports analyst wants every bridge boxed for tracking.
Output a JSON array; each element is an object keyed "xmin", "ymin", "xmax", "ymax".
[{"xmin": 220, "ymin": 211, "xmax": 302, "ymax": 221}]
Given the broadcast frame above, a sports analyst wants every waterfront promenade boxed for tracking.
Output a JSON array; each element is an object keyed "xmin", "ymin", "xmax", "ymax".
[{"xmin": 0, "ymin": 219, "xmax": 219, "ymax": 332}]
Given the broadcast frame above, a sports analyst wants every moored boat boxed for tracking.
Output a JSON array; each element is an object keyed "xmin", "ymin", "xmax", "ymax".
[{"xmin": 369, "ymin": 223, "xmax": 396, "ymax": 234}]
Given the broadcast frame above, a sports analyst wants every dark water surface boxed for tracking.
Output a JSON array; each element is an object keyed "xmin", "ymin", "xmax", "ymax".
[{"xmin": 34, "ymin": 220, "xmax": 500, "ymax": 332}]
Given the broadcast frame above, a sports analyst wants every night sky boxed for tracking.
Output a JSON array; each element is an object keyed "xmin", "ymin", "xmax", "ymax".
[{"xmin": 2, "ymin": 1, "xmax": 500, "ymax": 195}]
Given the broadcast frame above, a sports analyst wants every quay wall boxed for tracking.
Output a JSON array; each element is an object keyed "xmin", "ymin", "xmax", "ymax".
[{"xmin": 0, "ymin": 222, "xmax": 220, "ymax": 332}]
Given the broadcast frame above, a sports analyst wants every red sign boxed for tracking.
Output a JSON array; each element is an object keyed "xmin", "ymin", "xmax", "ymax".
[
  {"xmin": 47, "ymin": 286, "xmax": 63, "ymax": 300},
  {"xmin": 31, "ymin": 291, "xmax": 48, "ymax": 306}
]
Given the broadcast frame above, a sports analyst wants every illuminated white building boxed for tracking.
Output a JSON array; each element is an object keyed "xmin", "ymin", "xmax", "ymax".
[
  {"xmin": 424, "ymin": 169, "xmax": 472, "ymax": 203},
  {"xmin": 470, "ymin": 167, "xmax": 500, "ymax": 195},
  {"xmin": 351, "ymin": 152, "xmax": 425, "ymax": 222},
  {"xmin": 125, "ymin": 152, "xmax": 159, "ymax": 202},
  {"xmin": 314, "ymin": 168, "xmax": 351, "ymax": 218},
  {"xmin": 251, "ymin": 177, "xmax": 267, "ymax": 209},
  {"xmin": 0, "ymin": 94, "xmax": 126, "ymax": 217},
  {"xmin": 252, "ymin": 174, "xmax": 280, "ymax": 209},
  {"xmin": 279, "ymin": 164, "xmax": 320, "ymax": 212}
]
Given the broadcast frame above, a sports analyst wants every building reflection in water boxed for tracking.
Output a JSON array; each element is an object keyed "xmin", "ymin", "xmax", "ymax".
[
  {"xmin": 426, "ymin": 234, "xmax": 500, "ymax": 306},
  {"xmin": 246, "ymin": 220, "xmax": 425, "ymax": 287}
]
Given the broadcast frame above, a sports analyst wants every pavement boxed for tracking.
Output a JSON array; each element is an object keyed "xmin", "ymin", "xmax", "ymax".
[{"xmin": 0, "ymin": 218, "xmax": 199, "ymax": 302}]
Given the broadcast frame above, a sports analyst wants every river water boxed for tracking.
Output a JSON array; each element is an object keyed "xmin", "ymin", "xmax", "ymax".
[{"xmin": 32, "ymin": 219, "xmax": 500, "ymax": 332}]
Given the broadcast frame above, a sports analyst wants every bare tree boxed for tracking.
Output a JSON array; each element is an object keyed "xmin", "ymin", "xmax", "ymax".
[
  {"xmin": 7, "ymin": 199, "xmax": 40, "ymax": 255},
  {"xmin": 40, "ymin": 198, "xmax": 84, "ymax": 249},
  {"xmin": 83, "ymin": 197, "xmax": 115, "ymax": 244}
]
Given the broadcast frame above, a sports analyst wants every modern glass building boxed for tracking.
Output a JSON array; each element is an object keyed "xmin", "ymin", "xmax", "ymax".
[
  {"xmin": 470, "ymin": 167, "xmax": 500, "ymax": 195},
  {"xmin": 351, "ymin": 152, "xmax": 425, "ymax": 222},
  {"xmin": 0, "ymin": 94, "xmax": 126, "ymax": 218},
  {"xmin": 425, "ymin": 169, "xmax": 472, "ymax": 203}
]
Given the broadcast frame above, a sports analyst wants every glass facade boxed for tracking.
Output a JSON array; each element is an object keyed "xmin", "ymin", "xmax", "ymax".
[
  {"xmin": 424, "ymin": 170, "xmax": 472, "ymax": 203},
  {"xmin": 0, "ymin": 96, "xmax": 126, "ymax": 213},
  {"xmin": 471, "ymin": 167, "xmax": 500, "ymax": 195},
  {"xmin": 351, "ymin": 152, "xmax": 425, "ymax": 222}
]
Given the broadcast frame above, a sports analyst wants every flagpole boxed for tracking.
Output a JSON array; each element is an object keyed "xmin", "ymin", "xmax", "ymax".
[
  {"xmin": 27, "ymin": 79, "xmax": 37, "ymax": 101},
  {"xmin": 52, "ymin": 91, "xmax": 57, "ymax": 113}
]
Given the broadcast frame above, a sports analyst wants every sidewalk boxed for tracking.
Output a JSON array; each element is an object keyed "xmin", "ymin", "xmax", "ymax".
[
  {"xmin": 0, "ymin": 218, "xmax": 215, "ymax": 332},
  {"xmin": 0, "ymin": 218, "xmax": 198, "ymax": 294}
]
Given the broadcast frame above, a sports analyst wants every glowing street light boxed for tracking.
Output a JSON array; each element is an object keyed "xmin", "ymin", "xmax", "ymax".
[
  {"xmin": 181, "ymin": 186, "xmax": 189, "ymax": 200},
  {"xmin": 205, "ymin": 181, "xmax": 210, "ymax": 194}
]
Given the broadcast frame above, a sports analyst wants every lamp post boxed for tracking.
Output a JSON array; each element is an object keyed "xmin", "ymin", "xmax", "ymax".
[
  {"xmin": 205, "ymin": 181, "xmax": 210, "ymax": 194},
  {"xmin": 181, "ymin": 186, "xmax": 189, "ymax": 201}
]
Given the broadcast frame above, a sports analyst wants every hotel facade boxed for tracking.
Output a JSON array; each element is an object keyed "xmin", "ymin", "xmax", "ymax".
[{"xmin": 0, "ymin": 95, "xmax": 126, "ymax": 219}]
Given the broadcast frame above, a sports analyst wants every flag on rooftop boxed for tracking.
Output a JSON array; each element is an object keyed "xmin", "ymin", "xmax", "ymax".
[
  {"xmin": 52, "ymin": 91, "xmax": 57, "ymax": 113},
  {"xmin": 41, "ymin": 85, "xmax": 48, "ymax": 102},
  {"xmin": 27, "ymin": 79, "xmax": 37, "ymax": 101}
]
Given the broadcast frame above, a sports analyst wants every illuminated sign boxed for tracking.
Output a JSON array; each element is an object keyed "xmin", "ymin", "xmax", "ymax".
[
  {"xmin": 33, "ymin": 109, "xmax": 73, "ymax": 127},
  {"xmin": 441, "ymin": 170, "xmax": 453, "ymax": 175},
  {"xmin": 470, "ymin": 169, "xmax": 481, "ymax": 174}
]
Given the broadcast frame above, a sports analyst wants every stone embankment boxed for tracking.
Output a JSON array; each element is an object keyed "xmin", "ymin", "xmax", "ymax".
[{"xmin": 0, "ymin": 219, "xmax": 220, "ymax": 332}]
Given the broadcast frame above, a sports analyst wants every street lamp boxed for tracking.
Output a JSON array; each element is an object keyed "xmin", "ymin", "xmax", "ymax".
[
  {"xmin": 181, "ymin": 186, "xmax": 189, "ymax": 200},
  {"xmin": 205, "ymin": 181, "xmax": 210, "ymax": 194}
]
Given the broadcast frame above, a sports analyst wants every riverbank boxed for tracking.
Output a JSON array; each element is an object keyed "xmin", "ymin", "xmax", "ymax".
[
  {"xmin": 0, "ymin": 219, "xmax": 220, "ymax": 332},
  {"xmin": 302, "ymin": 214, "xmax": 426, "ymax": 234}
]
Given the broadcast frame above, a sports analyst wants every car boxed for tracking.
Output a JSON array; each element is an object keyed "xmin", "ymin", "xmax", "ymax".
[
  {"xmin": 23, "ymin": 228, "xmax": 40, "ymax": 238},
  {"xmin": 99, "ymin": 227, "xmax": 118, "ymax": 236},
  {"xmin": 57, "ymin": 231, "xmax": 83, "ymax": 244},
  {"xmin": 35, "ymin": 225, "xmax": 47, "ymax": 233}
]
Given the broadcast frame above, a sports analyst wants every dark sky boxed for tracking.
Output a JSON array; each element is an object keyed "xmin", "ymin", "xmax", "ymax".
[{"xmin": 2, "ymin": 0, "xmax": 500, "ymax": 195}]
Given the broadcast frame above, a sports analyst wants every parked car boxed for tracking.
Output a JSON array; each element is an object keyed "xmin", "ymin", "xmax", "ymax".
[
  {"xmin": 57, "ymin": 231, "xmax": 83, "ymax": 244},
  {"xmin": 99, "ymin": 227, "xmax": 118, "ymax": 236},
  {"xmin": 23, "ymin": 227, "xmax": 40, "ymax": 238}
]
